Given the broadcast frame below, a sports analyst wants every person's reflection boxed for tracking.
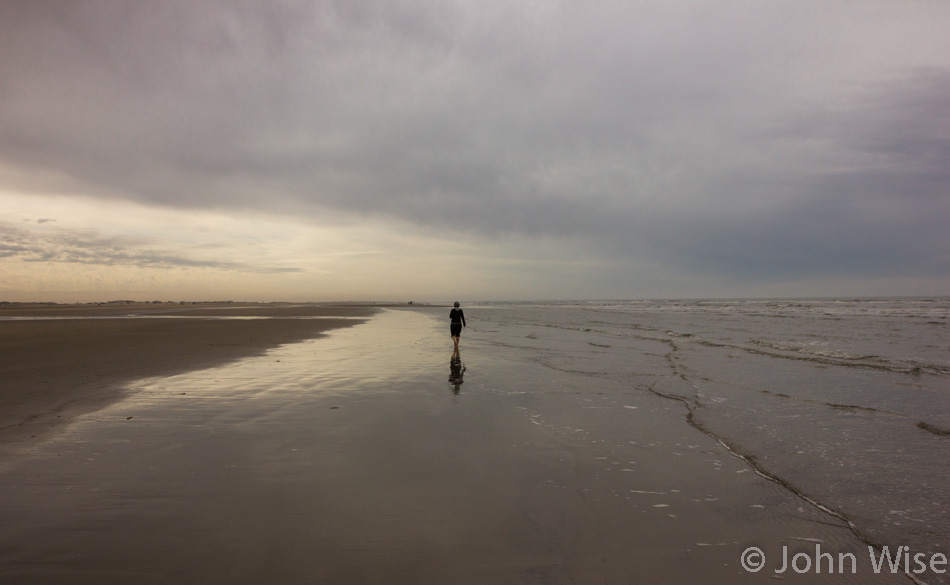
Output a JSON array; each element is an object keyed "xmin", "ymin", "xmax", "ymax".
[{"xmin": 449, "ymin": 348, "xmax": 465, "ymax": 394}]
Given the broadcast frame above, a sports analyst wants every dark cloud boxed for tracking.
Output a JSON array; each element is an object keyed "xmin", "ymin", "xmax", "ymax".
[
  {"xmin": 1, "ymin": 1, "xmax": 948, "ymax": 292},
  {"xmin": 651, "ymin": 69, "xmax": 950, "ymax": 280}
]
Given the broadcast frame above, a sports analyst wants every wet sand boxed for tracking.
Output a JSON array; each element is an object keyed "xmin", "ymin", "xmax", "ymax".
[
  {"xmin": 0, "ymin": 308, "xmax": 916, "ymax": 584},
  {"xmin": 0, "ymin": 303, "xmax": 376, "ymax": 455}
]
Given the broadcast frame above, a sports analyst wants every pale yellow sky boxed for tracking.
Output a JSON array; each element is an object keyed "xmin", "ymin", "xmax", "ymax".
[
  {"xmin": 3, "ymin": 190, "xmax": 946, "ymax": 303},
  {"xmin": 1, "ymin": 191, "xmax": 634, "ymax": 303}
]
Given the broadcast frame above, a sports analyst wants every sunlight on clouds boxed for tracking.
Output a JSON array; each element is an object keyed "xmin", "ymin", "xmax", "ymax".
[
  {"xmin": 0, "ymin": 191, "xmax": 599, "ymax": 302},
  {"xmin": 0, "ymin": 192, "xmax": 393, "ymax": 301},
  {"xmin": 4, "ymin": 189, "xmax": 942, "ymax": 302}
]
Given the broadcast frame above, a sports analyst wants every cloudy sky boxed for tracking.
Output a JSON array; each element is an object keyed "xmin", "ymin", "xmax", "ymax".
[{"xmin": 1, "ymin": 1, "xmax": 948, "ymax": 302}]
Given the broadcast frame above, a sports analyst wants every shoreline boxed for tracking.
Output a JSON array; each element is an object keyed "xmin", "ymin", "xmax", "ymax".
[{"xmin": 0, "ymin": 303, "xmax": 377, "ymax": 456}]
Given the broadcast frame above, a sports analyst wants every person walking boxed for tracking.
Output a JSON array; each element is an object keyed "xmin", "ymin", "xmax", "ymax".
[{"xmin": 449, "ymin": 301, "xmax": 466, "ymax": 349}]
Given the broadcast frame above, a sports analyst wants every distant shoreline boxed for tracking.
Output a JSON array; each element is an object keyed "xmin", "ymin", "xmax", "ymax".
[{"xmin": 0, "ymin": 300, "xmax": 422, "ymax": 315}]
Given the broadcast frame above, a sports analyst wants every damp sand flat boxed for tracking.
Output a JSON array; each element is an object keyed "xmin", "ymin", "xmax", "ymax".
[
  {"xmin": 0, "ymin": 303, "xmax": 376, "ymax": 455},
  {"xmin": 0, "ymin": 308, "xmax": 915, "ymax": 584}
]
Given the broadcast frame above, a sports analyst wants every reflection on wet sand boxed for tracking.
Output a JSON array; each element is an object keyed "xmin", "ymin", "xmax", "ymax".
[{"xmin": 449, "ymin": 349, "xmax": 466, "ymax": 394}]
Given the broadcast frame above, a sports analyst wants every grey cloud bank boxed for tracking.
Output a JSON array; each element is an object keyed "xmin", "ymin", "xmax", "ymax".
[{"xmin": 1, "ymin": 1, "xmax": 948, "ymax": 299}]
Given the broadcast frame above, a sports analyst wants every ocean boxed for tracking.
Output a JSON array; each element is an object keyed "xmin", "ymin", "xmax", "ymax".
[{"xmin": 446, "ymin": 297, "xmax": 949, "ymax": 566}]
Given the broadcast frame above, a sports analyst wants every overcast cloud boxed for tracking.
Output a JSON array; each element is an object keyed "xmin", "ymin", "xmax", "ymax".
[{"xmin": 1, "ymin": 0, "xmax": 948, "ymax": 301}]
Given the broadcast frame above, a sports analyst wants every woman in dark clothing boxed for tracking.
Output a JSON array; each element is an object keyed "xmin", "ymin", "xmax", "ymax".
[{"xmin": 449, "ymin": 301, "xmax": 466, "ymax": 349}]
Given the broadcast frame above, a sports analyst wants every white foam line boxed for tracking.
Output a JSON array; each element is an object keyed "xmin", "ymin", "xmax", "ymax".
[{"xmin": 707, "ymin": 434, "xmax": 856, "ymax": 529}]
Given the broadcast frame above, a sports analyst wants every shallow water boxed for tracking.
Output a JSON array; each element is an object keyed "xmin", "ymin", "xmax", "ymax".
[{"xmin": 454, "ymin": 298, "xmax": 950, "ymax": 572}]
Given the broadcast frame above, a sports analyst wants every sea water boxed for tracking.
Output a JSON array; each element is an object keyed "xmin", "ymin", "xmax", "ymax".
[{"xmin": 450, "ymin": 298, "xmax": 949, "ymax": 562}]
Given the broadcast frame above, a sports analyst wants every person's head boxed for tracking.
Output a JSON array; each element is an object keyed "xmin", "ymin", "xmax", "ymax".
[{"xmin": 454, "ymin": 301, "xmax": 460, "ymax": 308}]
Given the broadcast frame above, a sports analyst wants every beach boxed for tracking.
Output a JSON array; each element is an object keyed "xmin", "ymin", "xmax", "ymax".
[
  {"xmin": 0, "ymin": 303, "xmax": 376, "ymax": 455},
  {"xmin": 0, "ymin": 301, "xmax": 945, "ymax": 584}
]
